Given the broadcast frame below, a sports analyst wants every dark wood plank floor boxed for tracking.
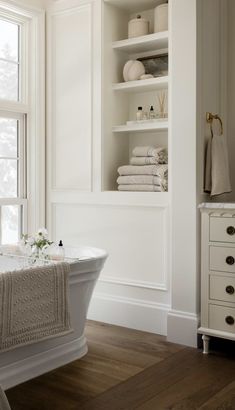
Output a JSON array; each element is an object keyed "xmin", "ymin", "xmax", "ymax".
[{"xmin": 6, "ymin": 321, "xmax": 235, "ymax": 410}]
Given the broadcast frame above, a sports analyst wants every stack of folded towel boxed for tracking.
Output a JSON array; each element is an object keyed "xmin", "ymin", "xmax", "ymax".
[{"xmin": 117, "ymin": 146, "xmax": 168, "ymax": 192}]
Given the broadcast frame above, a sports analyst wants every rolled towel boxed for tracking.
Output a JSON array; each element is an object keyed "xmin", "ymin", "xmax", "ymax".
[
  {"xmin": 132, "ymin": 146, "xmax": 167, "ymax": 159},
  {"xmin": 117, "ymin": 175, "xmax": 167, "ymax": 191},
  {"xmin": 130, "ymin": 155, "xmax": 167, "ymax": 165},
  {"xmin": 118, "ymin": 164, "xmax": 168, "ymax": 180},
  {"xmin": 118, "ymin": 185, "xmax": 165, "ymax": 192}
]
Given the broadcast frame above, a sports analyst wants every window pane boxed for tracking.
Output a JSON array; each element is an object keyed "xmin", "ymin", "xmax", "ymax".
[
  {"xmin": 0, "ymin": 20, "xmax": 19, "ymax": 62},
  {"xmin": 0, "ymin": 118, "xmax": 17, "ymax": 157},
  {"xmin": 1, "ymin": 205, "xmax": 20, "ymax": 244},
  {"xmin": 0, "ymin": 60, "xmax": 18, "ymax": 101},
  {"xmin": 0, "ymin": 159, "xmax": 17, "ymax": 197}
]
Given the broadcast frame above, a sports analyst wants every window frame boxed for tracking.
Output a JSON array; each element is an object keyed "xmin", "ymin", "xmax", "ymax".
[{"xmin": 0, "ymin": 1, "xmax": 45, "ymax": 242}]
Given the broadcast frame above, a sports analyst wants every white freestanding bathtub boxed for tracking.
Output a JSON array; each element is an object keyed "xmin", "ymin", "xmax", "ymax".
[{"xmin": 0, "ymin": 247, "xmax": 107, "ymax": 390}]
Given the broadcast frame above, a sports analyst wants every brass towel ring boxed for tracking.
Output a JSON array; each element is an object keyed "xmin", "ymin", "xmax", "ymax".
[{"xmin": 206, "ymin": 112, "xmax": 223, "ymax": 137}]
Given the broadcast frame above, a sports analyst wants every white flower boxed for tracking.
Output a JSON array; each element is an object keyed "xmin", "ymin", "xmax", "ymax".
[{"xmin": 37, "ymin": 228, "xmax": 48, "ymax": 238}]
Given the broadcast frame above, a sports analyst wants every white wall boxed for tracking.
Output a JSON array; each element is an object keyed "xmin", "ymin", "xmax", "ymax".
[
  {"xmin": 167, "ymin": 0, "xmax": 198, "ymax": 347},
  {"xmin": 167, "ymin": 0, "xmax": 226, "ymax": 347},
  {"xmin": 227, "ymin": 0, "xmax": 235, "ymax": 201},
  {"xmin": 13, "ymin": 0, "xmax": 45, "ymax": 8}
]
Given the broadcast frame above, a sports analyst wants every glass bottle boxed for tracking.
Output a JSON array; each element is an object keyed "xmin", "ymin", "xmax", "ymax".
[
  {"xmin": 136, "ymin": 106, "xmax": 143, "ymax": 121},
  {"xmin": 149, "ymin": 106, "xmax": 156, "ymax": 120}
]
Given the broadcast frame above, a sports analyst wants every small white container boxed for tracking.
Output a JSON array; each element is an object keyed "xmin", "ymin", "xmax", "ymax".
[
  {"xmin": 154, "ymin": 4, "xmax": 168, "ymax": 33},
  {"xmin": 128, "ymin": 15, "xmax": 149, "ymax": 39},
  {"xmin": 136, "ymin": 107, "xmax": 143, "ymax": 121}
]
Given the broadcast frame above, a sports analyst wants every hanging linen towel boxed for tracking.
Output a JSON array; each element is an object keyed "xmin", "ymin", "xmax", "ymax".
[
  {"xmin": 204, "ymin": 134, "xmax": 232, "ymax": 196},
  {"xmin": 0, "ymin": 262, "xmax": 73, "ymax": 352},
  {"xmin": 0, "ymin": 386, "xmax": 11, "ymax": 410},
  {"xmin": 132, "ymin": 146, "xmax": 168, "ymax": 164},
  {"xmin": 118, "ymin": 185, "xmax": 164, "ymax": 192}
]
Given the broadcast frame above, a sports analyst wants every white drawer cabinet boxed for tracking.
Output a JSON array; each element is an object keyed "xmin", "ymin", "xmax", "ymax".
[{"xmin": 198, "ymin": 204, "xmax": 235, "ymax": 354}]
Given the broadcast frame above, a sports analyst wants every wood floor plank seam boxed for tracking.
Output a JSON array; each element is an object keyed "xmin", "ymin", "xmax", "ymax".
[
  {"xmin": 77, "ymin": 348, "xmax": 204, "ymax": 410},
  {"xmin": 6, "ymin": 321, "xmax": 235, "ymax": 410}
]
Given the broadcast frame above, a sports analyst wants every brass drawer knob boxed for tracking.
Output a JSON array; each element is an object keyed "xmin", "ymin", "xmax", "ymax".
[
  {"xmin": 226, "ymin": 256, "xmax": 235, "ymax": 266},
  {"xmin": 227, "ymin": 226, "xmax": 235, "ymax": 236},
  {"xmin": 226, "ymin": 285, "xmax": 235, "ymax": 295},
  {"xmin": 225, "ymin": 316, "xmax": 235, "ymax": 325}
]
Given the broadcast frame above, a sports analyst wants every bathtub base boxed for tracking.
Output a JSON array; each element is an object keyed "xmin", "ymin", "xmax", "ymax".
[{"xmin": 1, "ymin": 335, "xmax": 88, "ymax": 390}]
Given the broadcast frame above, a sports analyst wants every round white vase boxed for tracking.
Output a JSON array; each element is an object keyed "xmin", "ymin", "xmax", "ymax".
[{"xmin": 123, "ymin": 60, "xmax": 145, "ymax": 82}]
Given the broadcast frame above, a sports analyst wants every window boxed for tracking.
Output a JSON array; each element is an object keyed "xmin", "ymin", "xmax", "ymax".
[
  {"xmin": 0, "ymin": 14, "xmax": 27, "ymax": 244},
  {"xmin": 0, "ymin": 4, "xmax": 45, "ymax": 244},
  {"xmin": 0, "ymin": 19, "xmax": 19, "ymax": 101}
]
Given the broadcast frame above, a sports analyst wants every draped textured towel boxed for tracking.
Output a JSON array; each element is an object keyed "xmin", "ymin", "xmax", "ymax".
[
  {"xmin": 0, "ymin": 386, "xmax": 11, "ymax": 410},
  {"xmin": 0, "ymin": 262, "xmax": 72, "ymax": 352},
  {"xmin": 204, "ymin": 134, "xmax": 232, "ymax": 196}
]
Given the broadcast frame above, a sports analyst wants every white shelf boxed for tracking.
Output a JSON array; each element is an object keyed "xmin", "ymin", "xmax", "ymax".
[
  {"xmin": 112, "ymin": 121, "xmax": 168, "ymax": 133},
  {"xmin": 105, "ymin": 0, "xmax": 164, "ymax": 14},
  {"xmin": 102, "ymin": 191, "xmax": 169, "ymax": 207},
  {"xmin": 112, "ymin": 31, "xmax": 168, "ymax": 54},
  {"xmin": 113, "ymin": 76, "xmax": 168, "ymax": 93}
]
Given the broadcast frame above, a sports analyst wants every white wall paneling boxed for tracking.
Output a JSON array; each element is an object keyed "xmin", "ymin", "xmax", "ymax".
[
  {"xmin": 88, "ymin": 293, "xmax": 170, "ymax": 335},
  {"xmin": 49, "ymin": 199, "xmax": 170, "ymax": 333},
  {"xmin": 47, "ymin": 0, "xmax": 101, "ymax": 195},
  {"xmin": 51, "ymin": 203, "xmax": 169, "ymax": 291}
]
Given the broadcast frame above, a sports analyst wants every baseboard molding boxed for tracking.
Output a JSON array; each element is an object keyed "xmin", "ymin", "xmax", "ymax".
[
  {"xmin": 1, "ymin": 335, "xmax": 87, "ymax": 390},
  {"xmin": 167, "ymin": 309, "xmax": 199, "ymax": 347},
  {"xmin": 88, "ymin": 292, "xmax": 170, "ymax": 335}
]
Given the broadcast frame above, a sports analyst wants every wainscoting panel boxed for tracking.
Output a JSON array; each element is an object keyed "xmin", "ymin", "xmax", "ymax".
[
  {"xmin": 52, "ymin": 203, "xmax": 168, "ymax": 291},
  {"xmin": 48, "ymin": 3, "xmax": 93, "ymax": 191}
]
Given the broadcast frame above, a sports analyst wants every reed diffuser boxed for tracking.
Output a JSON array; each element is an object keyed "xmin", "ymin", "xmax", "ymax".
[{"xmin": 157, "ymin": 91, "xmax": 167, "ymax": 119}]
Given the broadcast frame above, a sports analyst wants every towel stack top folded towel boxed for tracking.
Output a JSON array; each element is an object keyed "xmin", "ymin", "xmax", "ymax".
[{"xmin": 131, "ymin": 146, "xmax": 168, "ymax": 165}]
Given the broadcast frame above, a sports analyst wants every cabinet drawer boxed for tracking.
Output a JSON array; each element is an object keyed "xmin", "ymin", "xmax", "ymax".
[
  {"xmin": 209, "ymin": 304, "xmax": 235, "ymax": 334},
  {"xmin": 210, "ymin": 217, "xmax": 235, "ymax": 243},
  {"xmin": 210, "ymin": 275, "xmax": 235, "ymax": 303},
  {"xmin": 210, "ymin": 246, "xmax": 235, "ymax": 273}
]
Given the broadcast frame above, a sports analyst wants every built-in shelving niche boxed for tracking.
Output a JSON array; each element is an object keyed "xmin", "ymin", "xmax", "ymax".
[{"xmin": 102, "ymin": 0, "xmax": 169, "ymax": 195}]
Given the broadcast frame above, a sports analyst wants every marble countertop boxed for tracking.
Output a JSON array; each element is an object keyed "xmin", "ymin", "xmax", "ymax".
[{"xmin": 199, "ymin": 202, "xmax": 235, "ymax": 209}]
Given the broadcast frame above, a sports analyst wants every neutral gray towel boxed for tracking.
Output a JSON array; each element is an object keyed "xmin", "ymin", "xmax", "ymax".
[
  {"xmin": 132, "ymin": 147, "xmax": 168, "ymax": 164},
  {"xmin": 117, "ymin": 175, "xmax": 168, "ymax": 191},
  {"xmin": 130, "ymin": 156, "xmax": 167, "ymax": 165},
  {"xmin": 132, "ymin": 146, "xmax": 166, "ymax": 157},
  {"xmin": 118, "ymin": 164, "xmax": 168, "ymax": 179},
  {"xmin": 0, "ymin": 262, "xmax": 72, "ymax": 352},
  {"xmin": 118, "ymin": 185, "xmax": 164, "ymax": 192},
  {"xmin": 117, "ymin": 175, "xmax": 162, "ymax": 185},
  {"xmin": 0, "ymin": 386, "xmax": 11, "ymax": 410},
  {"xmin": 204, "ymin": 134, "xmax": 232, "ymax": 196}
]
